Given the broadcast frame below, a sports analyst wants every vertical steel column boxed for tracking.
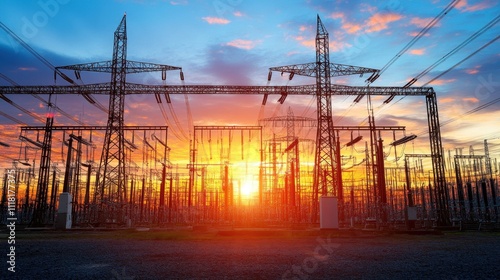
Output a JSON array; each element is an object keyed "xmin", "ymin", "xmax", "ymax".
[
  {"xmin": 426, "ymin": 92, "xmax": 450, "ymax": 226},
  {"xmin": 312, "ymin": 15, "xmax": 335, "ymax": 222},
  {"xmin": 31, "ymin": 114, "xmax": 54, "ymax": 225},
  {"xmin": 96, "ymin": 15, "xmax": 128, "ymax": 216}
]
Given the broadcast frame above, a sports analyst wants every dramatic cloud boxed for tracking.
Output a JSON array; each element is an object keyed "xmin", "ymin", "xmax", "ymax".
[{"xmin": 202, "ymin": 17, "xmax": 230, "ymax": 24}]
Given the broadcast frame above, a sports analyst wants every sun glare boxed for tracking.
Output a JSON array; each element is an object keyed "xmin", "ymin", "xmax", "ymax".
[{"xmin": 239, "ymin": 176, "xmax": 259, "ymax": 199}]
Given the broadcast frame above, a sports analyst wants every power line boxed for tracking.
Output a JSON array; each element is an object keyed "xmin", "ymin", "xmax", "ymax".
[
  {"xmin": 407, "ymin": 14, "xmax": 500, "ymax": 87},
  {"xmin": 372, "ymin": 0, "xmax": 461, "ymax": 82},
  {"xmin": 422, "ymin": 34, "xmax": 500, "ymax": 87},
  {"xmin": 0, "ymin": 21, "xmax": 109, "ymax": 115}
]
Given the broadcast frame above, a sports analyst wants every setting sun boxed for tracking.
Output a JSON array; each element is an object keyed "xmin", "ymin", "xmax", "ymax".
[{"xmin": 239, "ymin": 176, "xmax": 260, "ymax": 199}]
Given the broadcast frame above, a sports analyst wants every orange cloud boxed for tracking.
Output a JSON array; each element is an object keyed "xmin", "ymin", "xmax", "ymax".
[
  {"xmin": 233, "ymin": 11, "xmax": 243, "ymax": 17},
  {"xmin": 407, "ymin": 31, "xmax": 430, "ymax": 37},
  {"xmin": 409, "ymin": 48, "xmax": 425, "ymax": 55},
  {"xmin": 300, "ymin": 39, "xmax": 315, "ymax": 48},
  {"xmin": 202, "ymin": 17, "xmax": 230, "ymax": 24},
  {"xmin": 439, "ymin": 97, "xmax": 455, "ymax": 103},
  {"xmin": 429, "ymin": 78, "xmax": 456, "ymax": 85},
  {"xmin": 465, "ymin": 65, "xmax": 480, "ymax": 74},
  {"xmin": 226, "ymin": 39, "xmax": 259, "ymax": 50},
  {"xmin": 462, "ymin": 97, "xmax": 479, "ymax": 103},
  {"xmin": 343, "ymin": 22, "xmax": 362, "ymax": 34},
  {"xmin": 330, "ymin": 41, "xmax": 350, "ymax": 52},
  {"xmin": 365, "ymin": 13, "xmax": 403, "ymax": 33}
]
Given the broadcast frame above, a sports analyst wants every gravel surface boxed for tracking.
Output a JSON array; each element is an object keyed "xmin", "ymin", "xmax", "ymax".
[{"xmin": 2, "ymin": 229, "xmax": 499, "ymax": 279}]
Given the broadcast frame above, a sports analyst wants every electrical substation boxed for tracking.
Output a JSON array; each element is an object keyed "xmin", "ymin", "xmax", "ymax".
[{"xmin": 1, "ymin": 14, "xmax": 499, "ymax": 230}]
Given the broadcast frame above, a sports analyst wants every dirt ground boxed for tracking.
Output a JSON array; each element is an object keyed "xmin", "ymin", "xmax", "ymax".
[{"xmin": 2, "ymin": 228, "xmax": 499, "ymax": 279}]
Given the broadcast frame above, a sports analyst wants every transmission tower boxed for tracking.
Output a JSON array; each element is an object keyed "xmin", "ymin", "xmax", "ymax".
[
  {"xmin": 268, "ymin": 15, "xmax": 378, "ymax": 221},
  {"xmin": 1, "ymin": 15, "xmax": 452, "ymax": 226},
  {"xmin": 56, "ymin": 14, "xmax": 182, "ymax": 221}
]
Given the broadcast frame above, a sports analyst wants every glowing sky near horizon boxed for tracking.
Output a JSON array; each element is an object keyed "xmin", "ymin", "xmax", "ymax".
[{"xmin": 0, "ymin": 0, "xmax": 499, "ymax": 168}]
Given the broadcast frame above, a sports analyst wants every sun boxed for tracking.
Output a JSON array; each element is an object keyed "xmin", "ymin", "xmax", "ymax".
[{"xmin": 239, "ymin": 176, "xmax": 259, "ymax": 199}]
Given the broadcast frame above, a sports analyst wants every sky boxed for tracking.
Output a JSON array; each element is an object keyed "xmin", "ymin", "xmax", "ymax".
[{"xmin": 0, "ymin": 0, "xmax": 499, "ymax": 173}]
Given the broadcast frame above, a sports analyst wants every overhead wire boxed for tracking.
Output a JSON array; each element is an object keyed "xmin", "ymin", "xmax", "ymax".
[
  {"xmin": 362, "ymin": 12, "xmax": 499, "ymax": 129},
  {"xmin": 0, "ymin": 20, "xmax": 109, "ymax": 116},
  {"xmin": 407, "ymin": 14, "xmax": 500, "ymax": 87},
  {"xmin": 353, "ymin": 0, "xmax": 461, "ymax": 129},
  {"xmin": 421, "ymin": 34, "xmax": 500, "ymax": 87},
  {"xmin": 373, "ymin": 0, "xmax": 461, "ymax": 80}
]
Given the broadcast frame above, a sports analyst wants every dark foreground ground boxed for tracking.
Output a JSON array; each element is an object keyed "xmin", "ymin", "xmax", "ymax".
[{"xmin": 1, "ymin": 228, "xmax": 499, "ymax": 279}]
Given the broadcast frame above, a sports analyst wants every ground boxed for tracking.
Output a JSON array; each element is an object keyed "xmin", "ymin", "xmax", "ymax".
[{"xmin": 1, "ymin": 228, "xmax": 499, "ymax": 279}]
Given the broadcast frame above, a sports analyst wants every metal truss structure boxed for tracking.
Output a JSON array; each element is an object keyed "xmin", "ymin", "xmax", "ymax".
[{"xmin": 0, "ymin": 15, "xmax": 451, "ymax": 225}]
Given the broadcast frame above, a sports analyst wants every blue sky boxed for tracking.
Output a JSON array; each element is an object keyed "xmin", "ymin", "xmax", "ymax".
[{"xmin": 0, "ymin": 0, "xmax": 499, "ymax": 166}]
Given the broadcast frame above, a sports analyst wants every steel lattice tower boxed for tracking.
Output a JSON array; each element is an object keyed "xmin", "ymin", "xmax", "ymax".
[
  {"xmin": 268, "ymin": 15, "xmax": 378, "ymax": 221},
  {"xmin": 31, "ymin": 112, "xmax": 54, "ymax": 225},
  {"xmin": 57, "ymin": 14, "xmax": 182, "ymax": 220}
]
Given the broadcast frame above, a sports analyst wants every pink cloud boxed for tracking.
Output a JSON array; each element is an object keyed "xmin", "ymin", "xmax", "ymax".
[
  {"xmin": 409, "ymin": 48, "xmax": 425, "ymax": 55},
  {"xmin": 202, "ymin": 17, "xmax": 230, "ymax": 24},
  {"xmin": 226, "ymin": 39, "xmax": 259, "ymax": 50},
  {"xmin": 330, "ymin": 12, "xmax": 345, "ymax": 20},
  {"xmin": 457, "ymin": 0, "xmax": 495, "ymax": 12},
  {"xmin": 233, "ymin": 11, "xmax": 243, "ymax": 17},
  {"xmin": 365, "ymin": 13, "xmax": 403, "ymax": 33},
  {"xmin": 18, "ymin": 67, "xmax": 37, "ymax": 71},
  {"xmin": 410, "ymin": 17, "xmax": 440, "ymax": 28}
]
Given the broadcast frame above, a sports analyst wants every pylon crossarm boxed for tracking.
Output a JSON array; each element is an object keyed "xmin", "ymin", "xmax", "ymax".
[
  {"xmin": 269, "ymin": 62, "xmax": 378, "ymax": 78},
  {"xmin": 57, "ymin": 60, "xmax": 181, "ymax": 74}
]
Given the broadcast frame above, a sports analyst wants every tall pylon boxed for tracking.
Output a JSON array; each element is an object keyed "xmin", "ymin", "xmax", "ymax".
[
  {"xmin": 268, "ymin": 15, "xmax": 378, "ymax": 222},
  {"xmin": 57, "ymin": 14, "xmax": 182, "ymax": 221}
]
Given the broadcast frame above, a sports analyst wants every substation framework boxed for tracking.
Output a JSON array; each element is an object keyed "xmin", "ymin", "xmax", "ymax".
[
  {"xmin": 8, "ymin": 125, "xmax": 169, "ymax": 225},
  {"xmin": 0, "ymin": 14, "xmax": 459, "ymax": 227}
]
